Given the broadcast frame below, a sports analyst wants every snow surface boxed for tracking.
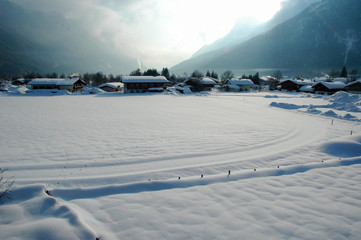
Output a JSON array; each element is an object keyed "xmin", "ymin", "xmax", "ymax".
[{"xmin": 1, "ymin": 91, "xmax": 361, "ymax": 240}]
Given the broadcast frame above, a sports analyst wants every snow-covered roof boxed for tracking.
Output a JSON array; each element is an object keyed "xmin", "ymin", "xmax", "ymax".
[
  {"xmin": 299, "ymin": 85, "xmax": 314, "ymax": 92},
  {"xmin": 333, "ymin": 77, "xmax": 348, "ymax": 83},
  {"xmin": 122, "ymin": 76, "xmax": 169, "ymax": 83},
  {"xmin": 28, "ymin": 78, "xmax": 82, "ymax": 86},
  {"xmin": 260, "ymin": 76, "xmax": 276, "ymax": 82},
  {"xmin": 280, "ymin": 79, "xmax": 312, "ymax": 86},
  {"xmin": 99, "ymin": 82, "xmax": 124, "ymax": 88},
  {"xmin": 200, "ymin": 77, "xmax": 216, "ymax": 85},
  {"xmin": 346, "ymin": 80, "xmax": 361, "ymax": 87},
  {"xmin": 226, "ymin": 79, "xmax": 254, "ymax": 86},
  {"xmin": 227, "ymin": 85, "xmax": 240, "ymax": 90},
  {"xmin": 313, "ymin": 82, "xmax": 346, "ymax": 90}
]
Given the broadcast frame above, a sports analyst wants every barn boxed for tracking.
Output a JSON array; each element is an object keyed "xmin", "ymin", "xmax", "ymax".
[{"xmin": 121, "ymin": 76, "xmax": 169, "ymax": 93}]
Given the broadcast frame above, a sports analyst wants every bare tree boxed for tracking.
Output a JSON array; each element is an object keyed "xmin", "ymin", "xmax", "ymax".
[
  {"xmin": 221, "ymin": 70, "xmax": 234, "ymax": 83},
  {"xmin": 0, "ymin": 168, "xmax": 14, "ymax": 203}
]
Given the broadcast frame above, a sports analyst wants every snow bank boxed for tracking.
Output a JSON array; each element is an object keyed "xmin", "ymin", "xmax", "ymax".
[
  {"xmin": 320, "ymin": 135, "xmax": 361, "ymax": 158},
  {"xmin": 270, "ymin": 102, "xmax": 306, "ymax": 109},
  {"xmin": 0, "ymin": 185, "xmax": 97, "ymax": 240},
  {"xmin": 325, "ymin": 91, "xmax": 361, "ymax": 112},
  {"xmin": 270, "ymin": 91, "xmax": 361, "ymax": 121}
]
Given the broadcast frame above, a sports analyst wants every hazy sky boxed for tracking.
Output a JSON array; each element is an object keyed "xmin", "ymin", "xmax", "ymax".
[{"xmin": 15, "ymin": 0, "xmax": 286, "ymax": 70}]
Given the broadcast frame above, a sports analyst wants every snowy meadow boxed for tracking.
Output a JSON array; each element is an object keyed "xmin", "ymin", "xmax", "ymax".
[{"xmin": 1, "ymin": 91, "xmax": 361, "ymax": 239}]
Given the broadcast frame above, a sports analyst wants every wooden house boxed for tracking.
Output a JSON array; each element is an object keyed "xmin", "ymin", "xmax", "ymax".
[
  {"xmin": 28, "ymin": 78, "xmax": 85, "ymax": 92},
  {"xmin": 223, "ymin": 78, "xmax": 254, "ymax": 92},
  {"xmin": 121, "ymin": 76, "xmax": 169, "ymax": 93},
  {"xmin": 279, "ymin": 79, "xmax": 313, "ymax": 92},
  {"xmin": 184, "ymin": 77, "xmax": 216, "ymax": 92},
  {"xmin": 345, "ymin": 80, "xmax": 361, "ymax": 94},
  {"xmin": 312, "ymin": 82, "xmax": 345, "ymax": 95}
]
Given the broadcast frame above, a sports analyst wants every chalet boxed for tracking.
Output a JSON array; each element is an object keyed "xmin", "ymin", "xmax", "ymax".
[
  {"xmin": 312, "ymin": 82, "xmax": 346, "ymax": 95},
  {"xmin": 28, "ymin": 78, "xmax": 85, "ymax": 92},
  {"xmin": 223, "ymin": 78, "xmax": 254, "ymax": 92},
  {"xmin": 121, "ymin": 76, "xmax": 169, "ymax": 93},
  {"xmin": 199, "ymin": 77, "xmax": 217, "ymax": 91},
  {"xmin": 279, "ymin": 79, "xmax": 312, "ymax": 92},
  {"xmin": 345, "ymin": 80, "xmax": 361, "ymax": 94},
  {"xmin": 184, "ymin": 77, "xmax": 216, "ymax": 92},
  {"xmin": 99, "ymin": 82, "xmax": 124, "ymax": 92}
]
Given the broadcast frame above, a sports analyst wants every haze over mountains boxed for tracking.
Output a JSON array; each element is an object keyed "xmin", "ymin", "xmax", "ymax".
[
  {"xmin": 172, "ymin": 0, "xmax": 361, "ymax": 76},
  {"xmin": 1, "ymin": 0, "xmax": 360, "ymax": 77},
  {"xmin": 191, "ymin": 0, "xmax": 320, "ymax": 58},
  {"xmin": 0, "ymin": 0, "xmax": 137, "ymax": 75}
]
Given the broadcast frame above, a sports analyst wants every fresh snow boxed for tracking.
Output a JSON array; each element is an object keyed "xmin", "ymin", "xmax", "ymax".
[{"xmin": 1, "ymin": 91, "xmax": 361, "ymax": 240}]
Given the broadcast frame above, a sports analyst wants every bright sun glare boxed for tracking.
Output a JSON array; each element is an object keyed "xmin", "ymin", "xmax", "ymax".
[{"xmin": 161, "ymin": 0, "xmax": 282, "ymax": 48}]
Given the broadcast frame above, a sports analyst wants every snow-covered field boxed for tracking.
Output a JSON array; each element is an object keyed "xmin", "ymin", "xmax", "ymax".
[{"xmin": 1, "ymin": 91, "xmax": 361, "ymax": 240}]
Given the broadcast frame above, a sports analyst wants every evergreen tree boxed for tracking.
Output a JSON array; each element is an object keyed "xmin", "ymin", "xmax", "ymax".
[
  {"xmin": 340, "ymin": 66, "xmax": 347, "ymax": 77},
  {"xmin": 143, "ymin": 69, "xmax": 160, "ymax": 77},
  {"xmin": 191, "ymin": 70, "xmax": 204, "ymax": 78},
  {"xmin": 130, "ymin": 68, "xmax": 142, "ymax": 76},
  {"xmin": 210, "ymin": 71, "xmax": 218, "ymax": 79},
  {"xmin": 161, "ymin": 68, "xmax": 170, "ymax": 79},
  {"xmin": 206, "ymin": 70, "xmax": 211, "ymax": 77}
]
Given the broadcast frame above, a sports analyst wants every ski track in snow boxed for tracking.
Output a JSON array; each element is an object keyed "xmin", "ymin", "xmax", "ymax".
[{"xmin": 52, "ymin": 157, "xmax": 361, "ymax": 200}]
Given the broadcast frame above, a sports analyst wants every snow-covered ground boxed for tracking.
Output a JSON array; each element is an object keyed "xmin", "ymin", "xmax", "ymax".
[{"xmin": 1, "ymin": 91, "xmax": 361, "ymax": 239}]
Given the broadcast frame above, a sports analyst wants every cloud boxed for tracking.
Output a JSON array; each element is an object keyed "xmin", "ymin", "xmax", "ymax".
[{"xmin": 9, "ymin": 0, "xmax": 300, "ymax": 71}]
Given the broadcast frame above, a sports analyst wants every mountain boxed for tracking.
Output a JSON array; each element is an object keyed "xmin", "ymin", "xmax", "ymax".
[
  {"xmin": 191, "ymin": 0, "xmax": 320, "ymax": 58},
  {"xmin": 172, "ymin": 0, "xmax": 361, "ymax": 76},
  {"xmin": 0, "ymin": 0, "xmax": 137, "ymax": 75}
]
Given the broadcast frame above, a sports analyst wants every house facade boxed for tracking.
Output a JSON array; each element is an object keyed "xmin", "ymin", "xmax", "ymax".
[
  {"xmin": 121, "ymin": 76, "xmax": 169, "ymax": 93},
  {"xmin": 28, "ymin": 78, "xmax": 85, "ymax": 92}
]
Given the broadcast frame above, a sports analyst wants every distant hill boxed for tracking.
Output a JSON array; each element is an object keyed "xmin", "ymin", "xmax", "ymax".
[
  {"xmin": 172, "ymin": 0, "xmax": 361, "ymax": 76},
  {"xmin": 0, "ymin": 0, "xmax": 137, "ymax": 75}
]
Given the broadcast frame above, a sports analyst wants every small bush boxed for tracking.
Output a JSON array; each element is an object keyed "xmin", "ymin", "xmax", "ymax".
[{"xmin": 0, "ymin": 168, "xmax": 15, "ymax": 203}]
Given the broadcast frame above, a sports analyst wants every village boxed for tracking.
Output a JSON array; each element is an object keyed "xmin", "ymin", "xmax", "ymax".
[{"xmin": 1, "ymin": 69, "xmax": 361, "ymax": 95}]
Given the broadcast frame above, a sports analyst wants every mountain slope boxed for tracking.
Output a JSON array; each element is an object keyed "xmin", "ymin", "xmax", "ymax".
[
  {"xmin": 191, "ymin": 0, "xmax": 320, "ymax": 58},
  {"xmin": 172, "ymin": 0, "xmax": 361, "ymax": 75}
]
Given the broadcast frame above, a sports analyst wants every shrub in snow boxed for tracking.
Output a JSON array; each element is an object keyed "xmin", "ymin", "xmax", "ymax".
[{"xmin": 0, "ymin": 168, "xmax": 14, "ymax": 203}]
